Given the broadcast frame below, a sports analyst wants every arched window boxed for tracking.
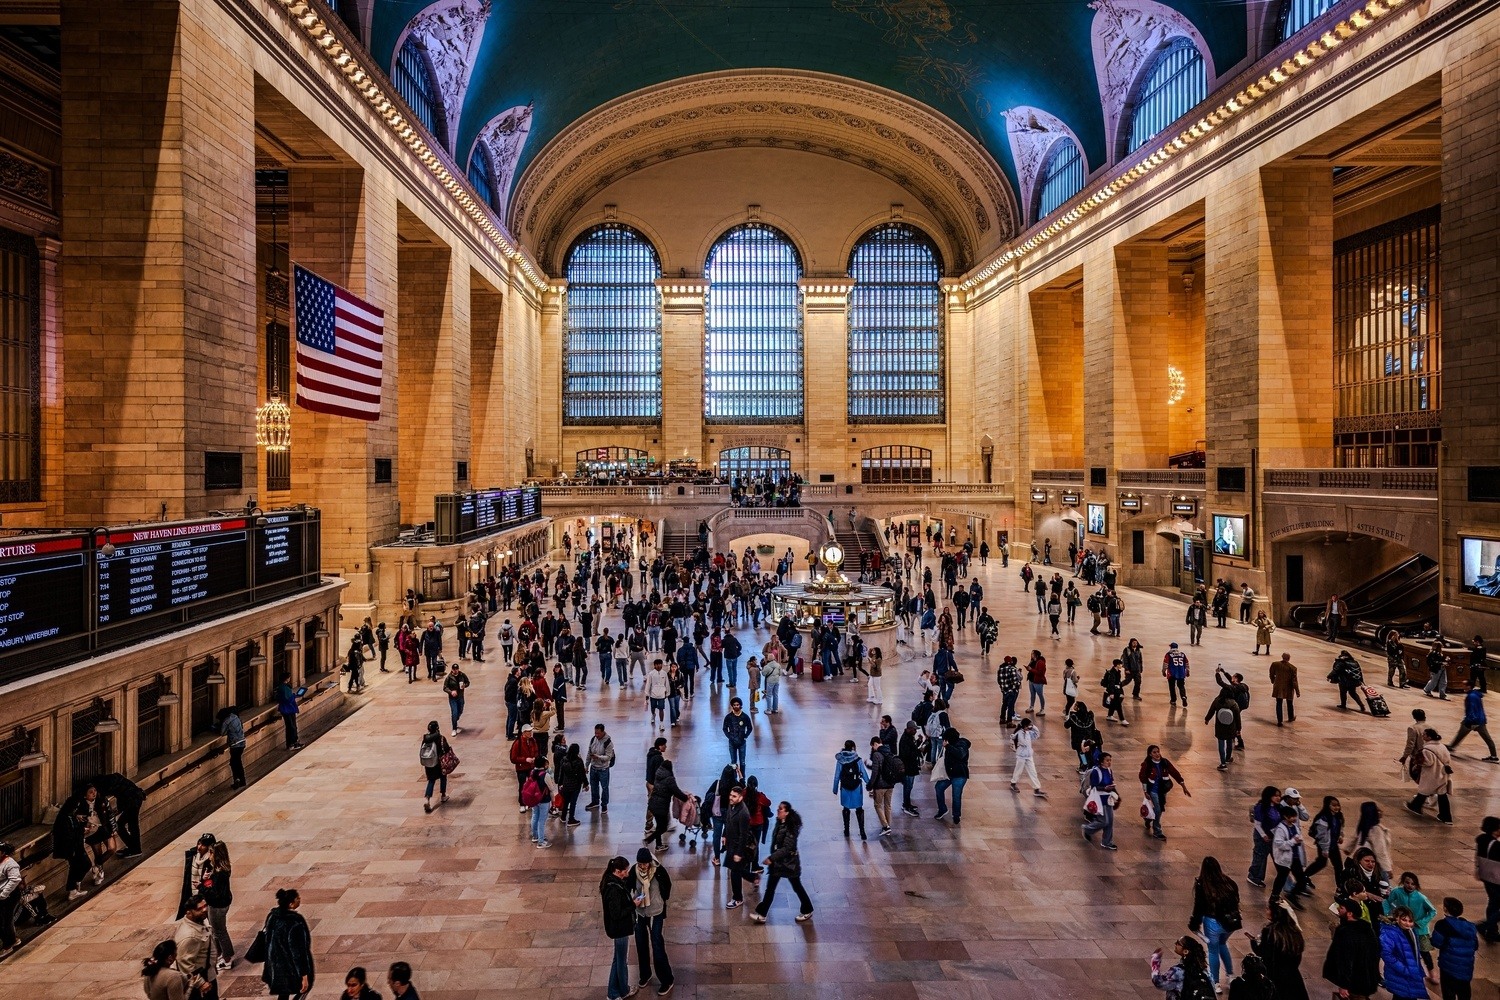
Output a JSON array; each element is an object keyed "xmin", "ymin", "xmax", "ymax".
[
  {"xmin": 861, "ymin": 445, "xmax": 933, "ymax": 484},
  {"xmin": 563, "ymin": 225, "xmax": 663, "ymax": 425},
  {"xmin": 1279, "ymin": 0, "xmax": 1339, "ymax": 39},
  {"xmin": 467, "ymin": 146, "xmax": 497, "ymax": 211},
  {"xmin": 1126, "ymin": 38, "xmax": 1206, "ymax": 154},
  {"xmin": 1035, "ymin": 138, "xmax": 1086, "ymax": 221},
  {"xmin": 718, "ymin": 446, "xmax": 792, "ymax": 480},
  {"xmin": 847, "ymin": 223, "xmax": 943, "ymax": 423},
  {"xmin": 704, "ymin": 223, "xmax": 803, "ymax": 424},
  {"xmin": 393, "ymin": 37, "xmax": 448, "ymax": 150}
]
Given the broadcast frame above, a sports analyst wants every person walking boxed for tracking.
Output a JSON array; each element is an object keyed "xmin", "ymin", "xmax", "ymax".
[
  {"xmin": 200, "ymin": 841, "xmax": 235, "ymax": 972},
  {"xmin": 644, "ymin": 659, "xmax": 671, "ymax": 730},
  {"xmin": 1268, "ymin": 805, "xmax": 1310, "ymax": 909},
  {"xmin": 1268, "ymin": 654, "xmax": 1299, "ymax": 726},
  {"xmin": 558, "ymin": 743, "xmax": 587, "ymax": 826},
  {"xmin": 1163, "ymin": 643, "xmax": 1190, "ymax": 706},
  {"xmin": 1328, "ymin": 650, "xmax": 1367, "ymax": 712},
  {"xmin": 1150, "ymin": 935, "xmax": 1214, "ymax": 1000},
  {"xmin": 1245, "ymin": 899, "xmax": 1309, "ymax": 1000},
  {"xmin": 1139, "ymin": 745, "xmax": 1190, "ymax": 839},
  {"xmin": 1186, "ymin": 600, "xmax": 1207, "ymax": 646},
  {"xmin": 586, "ymin": 724, "xmax": 616, "ymax": 814},
  {"xmin": 1207, "ymin": 688, "xmax": 1241, "ymax": 771},
  {"xmin": 1304, "ymin": 795, "xmax": 1344, "ymax": 889},
  {"xmin": 216, "ymin": 706, "xmax": 248, "ymax": 790},
  {"xmin": 630, "ymin": 848, "xmax": 676, "ymax": 996},
  {"xmin": 833, "ymin": 740, "xmax": 869, "ymax": 840},
  {"xmin": 646, "ymin": 759, "xmax": 689, "ymax": 854},
  {"xmin": 1429, "ymin": 897, "xmax": 1478, "ymax": 1000},
  {"xmin": 1189, "ymin": 856, "xmax": 1241, "ymax": 992},
  {"xmin": 868, "ymin": 737, "xmax": 899, "ymax": 835},
  {"xmin": 417, "ymin": 720, "xmax": 453, "ymax": 815},
  {"xmin": 934, "ymin": 727, "xmax": 971, "ymax": 824},
  {"xmin": 1423, "ymin": 641, "xmax": 1450, "ymax": 700},
  {"xmin": 261, "ymin": 888, "xmax": 314, "ymax": 1000},
  {"xmin": 721, "ymin": 785, "xmax": 759, "ymax": 908},
  {"xmin": 1378, "ymin": 907, "xmax": 1430, "ymax": 1000},
  {"xmin": 897, "ymin": 721, "xmax": 923, "ymax": 817},
  {"xmin": 1123, "ymin": 638, "xmax": 1145, "ymax": 699},
  {"xmin": 174, "ymin": 895, "xmax": 217, "ymax": 996},
  {"xmin": 1447, "ymin": 679, "xmax": 1498, "ymax": 761},
  {"xmin": 1253, "ymin": 611, "xmax": 1275, "ymax": 655},
  {"xmin": 1009, "ymin": 717, "xmax": 1045, "ymax": 796},
  {"xmin": 443, "ymin": 661, "xmax": 470, "ymax": 736},
  {"xmin": 1081, "ymin": 751, "xmax": 1118, "ymax": 850},
  {"xmin": 1322, "ymin": 892, "xmax": 1381, "ymax": 1000},
  {"xmin": 0, "ymin": 843, "xmax": 19, "ymax": 961},
  {"xmin": 387, "ymin": 961, "xmax": 420, "ymax": 999},
  {"xmin": 750, "ymin": 801, "xmax": 813, "ymax": 924},
  {"xmin": 1405, "ymin": 728, "xmax": 1454, "ymax": 824},
  {"xmin": 140, "ymin": 939, "xmax": 190, "ymax": 1000},
  {"xmin": 1477, "ymin": 816, "xmax": 1500, "ymax": 944},
  {"xmin": 600, "ymin": 856, "xmax": 637, "ymax": 1000},
  {"xmin": 273, "ymin": 673, "xmax": 303, "ymax": 751},
  {"xmin": 722, "ymin": 699, "xmax": 752, "ymax": 772}
]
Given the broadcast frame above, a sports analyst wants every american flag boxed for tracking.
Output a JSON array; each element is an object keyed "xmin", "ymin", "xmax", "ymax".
[{"xmin": 293, "ymin": 264, "xmax": 384, "ymax": 420}]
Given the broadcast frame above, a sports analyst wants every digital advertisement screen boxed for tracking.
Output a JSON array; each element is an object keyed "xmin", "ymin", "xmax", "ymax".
[
  {"xmin": 97, "ymin": 519, "xmax": 248, "ymax": 627},
  {"xmin": 0, "ymin": 535, "xmax": 89, "ymax": 653},
  {"xmin": 1212, "ymin": 514, "xmax": 1248, "ymax": 558},
  {"xmin": 1087, "ymin": 503, "xmax": 1107, "ymax": 536},
  {"xmin": 1460, "ymin": 537, "xmax": 1500, "ymax": 597}
]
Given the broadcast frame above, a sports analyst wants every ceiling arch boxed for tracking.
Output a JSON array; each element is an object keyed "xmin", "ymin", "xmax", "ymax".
[{"xmin": 512, "ymin": 70, "xmax": 1017, "ymax": 274}]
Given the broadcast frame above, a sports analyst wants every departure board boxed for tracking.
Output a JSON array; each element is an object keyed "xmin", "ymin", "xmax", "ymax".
[
  {"xmin": 96, "ymin": 519, "xmax": 249, "ymax": 626},
  {"xmin": 500, "ymin": 489, "xmax": 521, "ymax": 523},
  {"xmin": 434, "ymin": 487, "xmax": 543, "ymax": 544},
  {"xmin": 519, "ymin": 487, "xmax": 540, "ymax": 520},
  {"xmin": 255, "ymin": 511, "xmax": 307, "ymax": 585},
  {"xmin": 0, "ymin": 535, "xmax": 89, "ymax": 653}
]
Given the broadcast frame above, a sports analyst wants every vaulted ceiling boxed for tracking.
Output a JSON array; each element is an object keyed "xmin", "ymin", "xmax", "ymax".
[{"xmin": 364, "ymin": 0, "xmax": 1249, "ymax": 256}]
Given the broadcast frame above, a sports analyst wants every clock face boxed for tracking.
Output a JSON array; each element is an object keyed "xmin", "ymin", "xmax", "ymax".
[{"xmin": 824, "ymin": 543, "xmax": 844, "ymax": 565}]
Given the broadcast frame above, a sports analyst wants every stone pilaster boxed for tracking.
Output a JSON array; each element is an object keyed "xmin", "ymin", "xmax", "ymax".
[
  {"xmin": 943, "ymin": 282, "xmax": 975, "ymax": 482},
  {"xmin": 801, "ymin": 279, "xmax": 852, "ymax": 480},
  {"xmin": 536, "ymin": 282, "xmax": 564, "ymax": 477},
  {"xmin": 658, "ymin": 280, "xmax": 707, "ymax": 465},
  {"xmin": 397, "ymin": 243, "xmax": 468, "ymax": 519},
  {"xmin": 469, "ymin": 272, "xmax": 508, "ymax": 485},
  {"xmin": 1024, "ymin": 282, "xmax": 1084, "ymax": 469}
]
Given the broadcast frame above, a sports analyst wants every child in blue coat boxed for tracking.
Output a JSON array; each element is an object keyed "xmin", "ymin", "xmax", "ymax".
[
  {"xmin": 1429, "ymin": 896, "xmax": 1478, "ymax": 1000},
  {"xmin": 1379, "ymin": 906, "xmax": 1430, "ymax": 1000}
]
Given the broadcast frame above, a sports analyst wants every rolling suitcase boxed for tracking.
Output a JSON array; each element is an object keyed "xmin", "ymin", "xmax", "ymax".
[
  {"xmin": 792, "ymin": 655, "xmax": 804, "ymax": 676},
  {"xmin": 1363, "ymin": 685, "xmax": 1390, "ymax": 717},
  {"xmin": 812, "ymin": 659, "xmax": 825, "ymax": 682}
]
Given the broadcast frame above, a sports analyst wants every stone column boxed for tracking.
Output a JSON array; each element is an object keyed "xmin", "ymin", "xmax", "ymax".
[
  {"xmin": 61, "ymin": 0, "xmax": 257, "ymax": 525},
  {"xmin": 36, "ymin": 237, "xmax": 63, "ymax": 524},
  {"xmin": 397, "ymin": 243, "xmax": 468, "ymax": 518},
  {"xmin": 536, "ymin": 282, "xmax": 564, "ymax": 477},
  {"xmin": 1024, "ymin": 282, "xmax": 1084, "ymax": 469},
  {"xmin": 469, "ymin": 272, "xmax": 508, "ymax": 485},
  {"xmin": 1204, "ymin": 163, "xmax": 1334, "ymax": 594},
  {"xmin": 801, "ymin": 280, "xmax": 852, "ymax": 481},
  {"xmin": 1438, "ymin": 16, "xmax": 1500, "ymax": 636},
  {"xmin": 943, "ymin": 282, "xmax": 975, "ymax": 483},
  {"xmin": 288, "ymin": 167, "xmax": 399, "ymax": 608},
  {"xmin": 658, "ymin": 280, "xmax": 707, "ymax": 465}
]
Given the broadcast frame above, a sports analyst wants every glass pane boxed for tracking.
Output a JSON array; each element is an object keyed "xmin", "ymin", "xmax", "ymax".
[
  {"xmin": 704, "ymin": 224, "xmax": 804, "ymax": 423},
  {"xmin": 847, "ymin": 224, "xmax": 944, "ymax": 423},
  {"xmin": 563, "ymin": 226, "xmax": 663, "ymax": 424}
]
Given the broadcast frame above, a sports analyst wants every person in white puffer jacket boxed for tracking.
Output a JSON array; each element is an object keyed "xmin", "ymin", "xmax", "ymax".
[{"xmin": 644, "ymin": 658, "xmax": 671, "ymax": 729}]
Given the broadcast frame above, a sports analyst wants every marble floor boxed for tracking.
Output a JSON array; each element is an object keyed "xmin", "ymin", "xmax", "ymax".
[{"xmin": 6, "ymin": 550, "xmax": 1498, "ymax": 999}]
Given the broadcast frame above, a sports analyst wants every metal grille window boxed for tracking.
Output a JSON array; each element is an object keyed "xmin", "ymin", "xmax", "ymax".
[
  {"xmin": 191, "ymin": 660, "xmax": 216, "ymax": 739},
  {"xmin": 0, "ymin": 731, "xmax": 35, "ymax": 835},
  {"xmin": 137, "ymin": 680, "xmax": 169, "ymax": 766},
  {"xmin": 393, "ymin": 38, "xmax": 448, "ymax": 150},
  {"xmin": 564, "ymin": 225, "xmax": 663, "ymax": 424},
  {"xmin": 1333, "ymin": 208, "xmax": 1441, "ymax": 468},
  {"xmin": 0, "ymin": 230, "xmax": 40, "ymax": 504},
  {"xmin": 705, "ymin": 224, "xmax": 804, "ymax": 424},
  {"xmin": 847, "ymin": 224, "xmax": 944, "ymax": 423},
  {"xmin": 235, "ymin": 644, "xmax": 257, "ymax": 710},
  {"xmin": 575, "ymin": 446, "xmax": 653, "ymax": 477},
  {"xmin": 468, "ymin": 146, "xmax": 497, "ymax": 211},
  {"xmin": 1127, "ymin": 39, "xmax": 1207, "ymax": 154},
  {"xmin": 71, "ymin": 705, "xmax": 111, "ymax": 785},
  {"xmin": 719, "ymin": 446, "xmax": 792, "ymax": 480},
  {"xmin": 1280, "ymin": 0, "xmax": 1339, "ymax": 38},
  {"xmin": 1036, "ymin": 139, "xmax": 1086, "ymax": 221},
  {"xmin": 861, "ymin": 445, "xmax": 933, "ymax": 484}
]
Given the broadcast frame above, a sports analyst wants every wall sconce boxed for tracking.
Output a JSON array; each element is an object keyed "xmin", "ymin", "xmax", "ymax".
[
  {"xmin": 154, "ymin": 675, "xmax": 181, "ymax": 707},
  {"xmin": 13, "ymin": 726, "xmax": 46, "ymax": 770},
  {"xmin": 91, "ymin": 698, "xmax": 121, "ymax": 734},
  {"xmin": 205, "ymin": 657, "xmax": 227, "ymax": 686},
  {"xmin": 313, "ymin": 623, "xmax": 330, "ymax": 640},
  {"xmin": 283, "ymin": 629, "xmax": 303, "ymax": 651},
  {"xmin": 1167, "ymin": 366, "xmax": 1187, "ymax": 405},
  {"xmin": 248, "ymin": 642, "xmax": 268, "ymax": 668}
]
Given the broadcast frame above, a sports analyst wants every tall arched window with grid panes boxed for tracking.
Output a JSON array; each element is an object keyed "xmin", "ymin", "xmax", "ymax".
[
  {"xmin": 563, "ymin": 225, "xmax": 663, "ymax": 425},
  {"xmin": 467, "ymin": 145, "xmax": 497, "ymax": 212},
  {"xmin": 1034, "ymin": 137, "xmax": 1086, "ymax": 222},
  {"xmin": 1125, "ymin": 38, "xmax": 1206, "ymax": 155},
  {"xmin": 392, "ymin": 37, "xmax": 448, "ymax": 151},
  {"xmin": 847, "ymin": 223, "xmax": 944, "ymax": 423},
  {"xmin": 1279, "ymin": 0, "xmax": 1339, "ymax": 38},
  {"xmin": 704, "ymin": 224, "xmax": 804, "ymax": 423}
]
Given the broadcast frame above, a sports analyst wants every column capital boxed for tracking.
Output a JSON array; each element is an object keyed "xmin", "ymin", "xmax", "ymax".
[
  {"xmin": 656, "ymin": 278, "xmax": 707, "ymax": 313},
  {"xmin": 799, "ymin": 278, "xmax": 853, "ymax": 311},
  {"xmin": 541, "ymin": 281, "xmax": 567, "ymax": 313}
]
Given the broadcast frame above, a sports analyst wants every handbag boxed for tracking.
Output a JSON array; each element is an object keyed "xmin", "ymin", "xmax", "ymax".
[
  {"xmin": 948, "ymin": 670, "xmax": 965, "ymax": 684},
  {"xmin": 439, "ymin": 748, "xmax": 460, "ymax": 775},
  {"xmin": 245, "ymin": 919, "xmax": 269, "ymax": 964},
  {"xmin": 551, "ymin": 791, "xmax": 565, "ymax": 810},
  {"xmin": 361, "ymin": 644, "xmax": 375, "ymax": 659},
  {"xmin": 1220, "ymin": 910, "xmax": 1244, "ymax": 932},
  {"xmin": 930, "ymin": 755, "xmax": 948, "ymax": 783}
]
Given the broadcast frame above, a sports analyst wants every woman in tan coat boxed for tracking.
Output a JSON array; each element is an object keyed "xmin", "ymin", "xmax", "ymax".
[
  {"xmin": 1268, "ymin": 653, "xmax": 1299, "ymax": 725},
  {"xmin": 1405, "ymin": 728, "xmax": 1453, "ymax": 824},
  {"xmin": 1253, "ymin": 612, "xmax": 1276, "ymax": 655}
]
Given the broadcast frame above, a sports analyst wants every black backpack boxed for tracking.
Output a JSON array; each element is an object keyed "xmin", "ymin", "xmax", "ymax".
[
  {"xmin": 880, "ymin": 751, "xmax": 904, "ymax": 784},
  {"xmin": 839, "ymin": 758, "xmax": 863, "ymax": 790}
]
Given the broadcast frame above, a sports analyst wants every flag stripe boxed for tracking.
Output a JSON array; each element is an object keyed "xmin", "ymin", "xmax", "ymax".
[{"xmin": 292, "ymin": 264, "xmax": 385, "ymax": 422}]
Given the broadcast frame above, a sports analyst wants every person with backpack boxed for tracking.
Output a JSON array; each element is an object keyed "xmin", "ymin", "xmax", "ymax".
[
  {"xmin": 522, "ymin": 764, "xmax": 553, "ymax": 847},
  {"xmin": 1328, "ymin": 650, "xmax": 1368, "ymax": 712},
  {"xmin": 868, "ymin": 737, "xmax": 902, "ymax": 836},
  {"xmin": 419, "ymin": 721, "xmax": 453, "ymax": 815},
  {"xmin": 1009, "ymin": 717, "xmax": 1045, "ymax": 796},
  {"xmin": 832, "ymin": 740, "xmax": 870, "ymax": 840},
  {"xmin": 586, "ymin": 724, "xmax": 616, "ymax": 814},
  {"xmin": 1150, "ymin": 935, "xmax": 1215, "ymax": 1000},
  {"xmin": 933, "ymin": 727, "xmax": 971, "ymax": 824},
  {"xmin": 1206, "ymin": 688, "xmax": 1241, "ymax": 771}
]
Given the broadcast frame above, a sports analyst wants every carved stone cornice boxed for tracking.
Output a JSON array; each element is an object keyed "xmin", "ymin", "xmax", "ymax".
[
  {"xmin": 800, "ymin": 278, "xmax": 854, "ymax": 311},
  {"xmin": 656, "ymin": 278, "xmax": 707, "ymax": 313},
  {"xmin": 513, "ymin": 70, "xmax": 1017, "ymax": 276}
]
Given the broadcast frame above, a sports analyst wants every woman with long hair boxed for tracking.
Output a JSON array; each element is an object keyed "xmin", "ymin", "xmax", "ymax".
[
  {"xmin": 1342, "ymin": 800, "xmax": 1394, "ymax": 880},
  {"xmin": 201, "ymin": 840, "xmax": 235, "ymax": 972},
  {"xmin": 1303, "ymin": 795, "xmax": 1343, "ymax": 888},
  {"xmin": 141, "ymin": 939, "xmax": 189, "ymax": 1000},
  {"xmin": 1189, "ymin": 855, "xmax": 1240, "ymax": 990},
  {"xmin": 1150, "ymin": 934, "xmax": 1213, "ymax": 999},
  {"xmin": 261, "ymin": 887, "xmax": 314, "ymax": 1000},
  {"xmin": 749, "ymin": 802, "xmax": 812, "ymax": 923},
  {"xmin": 1244, "ymin": 898, "xmax": 1309, "ymax": 1000}
]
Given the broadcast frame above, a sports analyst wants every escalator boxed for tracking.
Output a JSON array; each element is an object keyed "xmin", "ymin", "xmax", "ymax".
[{"xmin": 1288, "ymin": 554, "xmax": 1437, "ymax": 641}]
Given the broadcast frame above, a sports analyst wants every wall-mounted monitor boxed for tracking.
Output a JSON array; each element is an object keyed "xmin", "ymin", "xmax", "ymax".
[
  {"xmin": 1460, "ymin": 536, "xmax": 1500, "ymax": 597},
  {"xmin": 1087, "ymin": 503, "xmax": 1107, "ymax": 536},
  {"xmin": 1212, "ymin": 514, "xmax": 1248, "ymax": 559}
]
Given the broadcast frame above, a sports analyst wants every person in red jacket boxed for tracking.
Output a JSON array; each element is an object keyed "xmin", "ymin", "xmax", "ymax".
[{"xmin": 510, "ymin": 724, "xmax": 541, "ymax": 812}]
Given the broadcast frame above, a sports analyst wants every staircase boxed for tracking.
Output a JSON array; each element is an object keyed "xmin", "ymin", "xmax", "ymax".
[
  {"xmin": 661, "ymin": 521, "xmax": 696, "ymax": 561},
  {"xmin": 833, "ymin": 519, "xmax": 882, "ymax": 564}
]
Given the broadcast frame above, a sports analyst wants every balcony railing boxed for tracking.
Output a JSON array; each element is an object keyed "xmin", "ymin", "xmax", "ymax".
[
  {"xmin": 1032, "ymin": 469, "xmax": 1084, "ymax": 484},
  {"xmin": 1117, "ymin": 469, "xmax": 1207, "ymax": 488},
  {"xmin": 1264, "ymin": 468, "xmax": 1437, "ymax": 493},
  {"xmin": 536, "ymin": 482, "xmax": 1013, "ymax": 502}
]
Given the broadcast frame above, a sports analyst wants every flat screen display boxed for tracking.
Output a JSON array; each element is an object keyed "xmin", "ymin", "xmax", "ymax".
[
  {"xmin": 97, "ymin": 519, "xmax": 248, "ymax": 627},
  {"xmin": 0, "ymin": 535, "xmax": 89, "ymax": 653},
  {"xmin": 1460, "ymin": 537, "xmax": 1500, "ymax": 597},
  {"xmin": 255, "ymin": 512, "xmax": 307, "ymax": 585},
  {"xmin": 1212, "ymin": 514, "xmax": 1248, "ymax": 559},
  {"xmin": 1087, "ymin": 503, "xmax": 1107, "ymax": 536}
]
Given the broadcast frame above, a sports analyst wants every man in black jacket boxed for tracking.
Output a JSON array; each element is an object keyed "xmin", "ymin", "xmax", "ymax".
[
  {"xmin": 722, "ymin": 786, "xmax": 758, "ymax": 908},
  {"xmin": 897, "ymin": 722, "xmax": 924, "ymax": 818},
  {"xmin": 599, "ymin": 856, "xmax": 636, "ymax": 1000},
  {"xmin": 1322, "ymin": 894, "xmax": 1381, "ymax": 999},
  {"xmin": 94, "ymin": 772, "xmax": 146, "ymax": 858}
]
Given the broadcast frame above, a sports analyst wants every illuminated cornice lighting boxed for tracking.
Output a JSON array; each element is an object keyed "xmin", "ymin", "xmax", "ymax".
[
  {"xmin": 960, "ymin": 0, "xmax": 1407, "ymax": 293},
  {"xmin": 272, "ymin": 0, "xmax": 548, "ymax": 292}
]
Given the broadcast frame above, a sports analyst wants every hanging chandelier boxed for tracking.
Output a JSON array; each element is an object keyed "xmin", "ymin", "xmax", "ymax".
[
  {"xmin": 256, "ymin": 395, "xmax": 292, "ymax": 451},
  {"xmin": 1166, "ymin": 365, "xmax": 1186, "ymax": 405}
]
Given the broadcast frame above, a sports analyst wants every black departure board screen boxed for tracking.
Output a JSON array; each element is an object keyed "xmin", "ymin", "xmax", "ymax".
[
  {"xmin": 500, "ymin": 489, "xmax": 521, "ymax": 522},
  {"xmin": 0, "ymin": 535, "xmax": 89, "ymax": 653},
  {"xmin": 255, "ymin": 512, "xmax": 307, "ymax": 585},
  {"xmin": 434, "ymin": 487, "xmax": 543, "ymax": 544},
  {"xmin": 519, "ymin": 487, "xmax": 539, "ymax": 520},
  {"xmin": 96, "ymin": 519, "xmax": 249, "ymax": 627}
]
